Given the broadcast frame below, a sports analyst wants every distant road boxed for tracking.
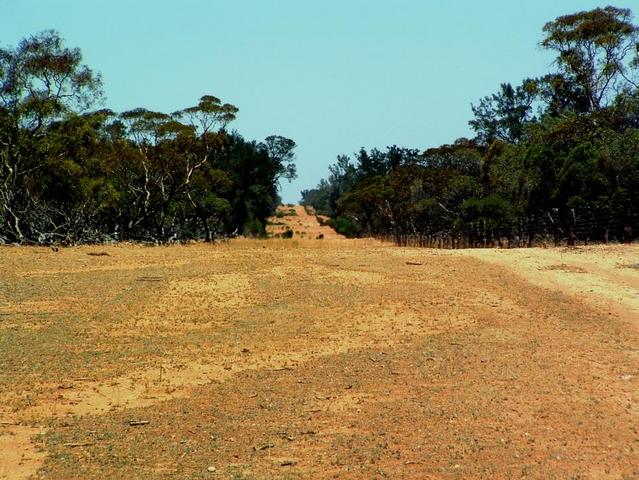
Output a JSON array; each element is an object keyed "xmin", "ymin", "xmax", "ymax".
[{"xmin": 267, "ymin": 205, "xmax": 345, "ymax": 239}]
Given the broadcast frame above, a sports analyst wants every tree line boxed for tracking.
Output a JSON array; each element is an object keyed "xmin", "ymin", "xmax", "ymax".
[
  {"xmin": 302, "ymin": 6, "xmax": 639, "ymax": 247},
  {"xmin": 0, "ymin": 31, "xmax": 296, "ymax": 244}
]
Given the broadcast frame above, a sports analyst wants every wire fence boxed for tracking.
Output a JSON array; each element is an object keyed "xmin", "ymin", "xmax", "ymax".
[{"xmin": 373, "ymin": 211, "xmax": 639, "ymax": 248}]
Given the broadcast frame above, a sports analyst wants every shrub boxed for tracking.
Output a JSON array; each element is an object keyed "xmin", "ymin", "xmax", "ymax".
[
  {"xmin": 328, "ymin": 217, "xmax": 358, "ymax": 238},
  {"xmin": 275, "ymin": 208, "xmax": 297, "ymax": 218},
  {"xmin": 244, "ymin": 219, "xmax": 266, "ymax": 238}
]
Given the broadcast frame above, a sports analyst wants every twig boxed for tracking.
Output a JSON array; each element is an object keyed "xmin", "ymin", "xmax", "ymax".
[
  {"xmin": 128, "ymin": 420, "xmax": 150, "ymax": 426},
  {"xmin": 254, "ymin": 443, "xmax": 275, "ymax": 451}
]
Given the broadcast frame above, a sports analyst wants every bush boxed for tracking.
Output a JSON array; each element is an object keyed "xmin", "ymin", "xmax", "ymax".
[
  {"xmin": 275, "ymin": 208, "xmax": 297, "ymax": 218},
  {"xmin": 281, "ymin": 229, "xmax": 294, "ymax": 239},
  {"xmin": 328, "ymin": 217, "xmax": 358, "ymax": 238},
  {"xmin": 244, "ymin": 219, "xmax": 266, "ymax": 238}
]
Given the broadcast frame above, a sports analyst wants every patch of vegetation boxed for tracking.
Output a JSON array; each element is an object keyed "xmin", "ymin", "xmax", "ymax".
[
  {"xmin": 301, "ymin": 6, "xmax": 639, "ymax": 246},
  {"xmin": 275, "ymin": 208, "xmax": 297, "ymax": 218},
  {"xmin": 281, "ymin": 229, "xmax": 294, "ymax": 239},
  {"xmin": 328, "ymin": 217, "xmax": 359, "ymax": 238},
  {"xmin": 244, "ymin": 219, "xmax": 266, "ymax": 239},
  {"xmin": 0, "ymin": 31, "xmax": 298, "ymax": 245}
]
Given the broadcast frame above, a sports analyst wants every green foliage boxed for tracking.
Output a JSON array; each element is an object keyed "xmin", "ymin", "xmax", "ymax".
[
  {"xmin": 541, "ymin": 6, "xmax": 639, "ymax": 111},
  {"xmin": 305, "ymin": 7, "xmax": 639, "ymax": 246},
  {"xmin": 461, "ymin": 195, "xmax": 513, "ymax": 229},
  {"xmin": 0, "ymin": 32, "xmax": 297, "ymax": 244},
  {"xmin": 470, "ymin": 80, "xmax": 538, "ymax": 144},
  {"xmin": 328, "ymin": 217, "xmax": 359, "ymax": 238},
  {"xmin": 275, "ymin": 208, "xmax": 297, "ymax": 218},
  {"xmin": 301, "ymin": 180, "xmax": 332, "ymax": 215},
  {"xmin": 243, "ymin": 218, "xmax": 266, "ymax": 238},
  {"xmin": 264, "ymin": 136, "xmax": 298, "ymax": 181}
]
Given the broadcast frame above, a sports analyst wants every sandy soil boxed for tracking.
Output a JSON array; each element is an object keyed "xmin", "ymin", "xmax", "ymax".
[
  {"xmin": 458, "ymin": 245, "xmax": 639, "ymax": 321},
  {"xmin": 1, "ymin": 214, "xmax": 638, "ymax": 478}
]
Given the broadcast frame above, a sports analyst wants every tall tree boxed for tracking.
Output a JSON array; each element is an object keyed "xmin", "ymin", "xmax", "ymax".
[
  {"xmin": 0, "ymin": 30, "xmax": 102, "ymax": 242},
  {"xmin": 470, "ymin": 80, "xmax": 538, "ymax": 144},
  {"xmin": 541, "ymin": 6, "xmax": 639, "ymax": 111},
  {"xmin": 263, "ymin": 135, "xmax": 298, "ymax": 182}
]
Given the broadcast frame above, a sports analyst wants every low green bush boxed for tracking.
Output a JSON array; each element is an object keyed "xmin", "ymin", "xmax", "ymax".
[
  {"xmin": 244, "ymin": 219, "xmax": 266, "ymax": 238},
  {"xmin": 328, "ymin": 217, "xmax": 358, "ymax": 238}
]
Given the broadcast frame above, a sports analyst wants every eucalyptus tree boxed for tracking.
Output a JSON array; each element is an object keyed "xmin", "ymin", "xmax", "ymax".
[
  {"xmin": 118, "ymin": 108, "xmax": 173, "ymax": 235},
  {"xmin": 0, "ymin": 30, "xmax": 102, "ymax": 242},
  {"xmin": 264, "ymin": 135, "xmax": 297, "ymax": 182},
  {"xmin": 118, "ymin": 96, "xmax": 238, "ymax": 240},
  {"xmin": 541, "ymin": 6, "xmax": 639, "ymax": 111},
  {"xmin": 173, "ymin": 96, "xmax": 238, "ymax": 240},
  {"xmin": 470, "ymin": 80, "xmax": 539, "ymax": 145}
]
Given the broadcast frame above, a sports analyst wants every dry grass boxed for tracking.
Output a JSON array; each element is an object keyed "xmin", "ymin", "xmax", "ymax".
[{"xmin": 1, "ymin": 226, "xmax": 639, "ymax": 478}]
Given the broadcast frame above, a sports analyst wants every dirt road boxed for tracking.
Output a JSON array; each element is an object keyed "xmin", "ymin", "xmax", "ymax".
[
  {"xmin": 1, "ymin": 226, "xmax": 638, "ymax": 478},
  {"xmin": 460, "ymin": 245, "xmax": 639, "ymax": 320},
  {"xmin": 266, "ymin": 205, "xmax": 345, "ymax": 239}
]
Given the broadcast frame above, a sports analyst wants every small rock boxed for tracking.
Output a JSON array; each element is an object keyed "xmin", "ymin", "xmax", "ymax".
[{"xmin": 207, "ymin": 466, "xmax": 216, "ymax": 472}]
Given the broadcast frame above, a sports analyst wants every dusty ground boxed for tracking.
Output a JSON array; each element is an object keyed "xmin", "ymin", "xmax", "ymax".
[
  {"xmin": 266, "ymin": 205, "xmax": 344, "ymax": 240},
  {"xmin": 1, "ymin": 209, "xmax": 638, "ymax": 479}
]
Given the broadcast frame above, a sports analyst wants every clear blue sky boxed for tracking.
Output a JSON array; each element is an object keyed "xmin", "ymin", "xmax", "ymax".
[{"xmin": 2, "ymin": 1, "xmax": 636, "ymax": 202}]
